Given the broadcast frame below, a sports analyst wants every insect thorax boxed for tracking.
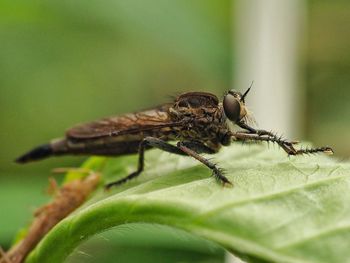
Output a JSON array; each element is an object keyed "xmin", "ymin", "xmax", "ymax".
[{"xmin": 168, "ymin": 103, "xmax": 230, "ymax": 144}]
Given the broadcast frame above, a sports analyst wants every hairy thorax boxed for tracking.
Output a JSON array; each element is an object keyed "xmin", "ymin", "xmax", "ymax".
[{"xmin": 167, "ymin": 98, "xmax": 231, "ymax": 145}]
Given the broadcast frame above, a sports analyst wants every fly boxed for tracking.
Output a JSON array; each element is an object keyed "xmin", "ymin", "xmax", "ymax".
[{"xmin": 16, "ymin": 88, "xmax": 333, "ymax": 189}]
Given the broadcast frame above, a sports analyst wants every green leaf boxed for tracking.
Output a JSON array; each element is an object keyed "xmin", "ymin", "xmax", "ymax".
[{"xmin": 26, "ymin": 143, "xmax": 350, "ymax": 263}]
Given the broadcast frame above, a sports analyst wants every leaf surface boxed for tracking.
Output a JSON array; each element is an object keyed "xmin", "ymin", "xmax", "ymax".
[{"xmin": 26, "ymin": 143, "xmax": 350, "ymax": 263}]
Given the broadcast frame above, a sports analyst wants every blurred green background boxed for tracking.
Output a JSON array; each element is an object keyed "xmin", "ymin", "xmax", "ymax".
[{"xmin": 0, "ymin": 0, "xmax": 349, "ymax": 262}]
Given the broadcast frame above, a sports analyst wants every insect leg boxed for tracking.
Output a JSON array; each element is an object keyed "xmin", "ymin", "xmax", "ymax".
[
  {"xmin": 233, "ymin": 132, "xmax": 295, "ymax": 154},
  {"xmin": 236, "ymin": 121, "xmax": 333, "ymax": 155},
  {"xmin": 105, "ymin": 137, "xmax": 187, "ymax": 189},
  {"xmin": 237, "ymin": 121, "xmax": 296, "ymax": 145},
  {"xmin": 177, "ymin": 142, "xmax": 232, "ymax": 186},
  {"xmin": 180, "ymin": 141, "xmax": 218, "ymax": 154},
  {"xmin": 233, "ymin": 132, "xmax": 333, "ymax": 156}
]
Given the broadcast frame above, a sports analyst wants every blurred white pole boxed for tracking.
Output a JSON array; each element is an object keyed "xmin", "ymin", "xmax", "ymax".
[
  {"xmin": 226, "ymin": 1, "xmax": 306, "ymax": 262},
  {"xmin": 233, "ymin": 0, "xmax": 306, "ymax": 138}
]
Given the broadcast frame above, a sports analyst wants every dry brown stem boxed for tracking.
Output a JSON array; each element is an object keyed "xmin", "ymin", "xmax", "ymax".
[{"xmin": 1, "ymin": 172, "xmax": 100, "ymax": 263}]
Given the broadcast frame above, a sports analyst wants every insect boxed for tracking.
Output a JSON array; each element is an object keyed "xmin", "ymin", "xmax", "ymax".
[{"xmin": 16, "ymin": 88, "xmax": 333, "ymax": 189}]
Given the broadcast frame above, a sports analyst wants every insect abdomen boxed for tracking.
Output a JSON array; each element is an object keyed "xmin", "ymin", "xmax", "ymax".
[
  {"xmin": 15, "ymin": 138, "xmax": 70, "ymax": 163},
  {"xmin": 15, "ymin": 143, "xmax": 53, "ymax": 163}
]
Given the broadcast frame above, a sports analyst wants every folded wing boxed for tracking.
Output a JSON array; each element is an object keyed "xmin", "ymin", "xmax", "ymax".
[{"xmin": 66, "ymin": 104, "xmax": 176, "ymax": 140}]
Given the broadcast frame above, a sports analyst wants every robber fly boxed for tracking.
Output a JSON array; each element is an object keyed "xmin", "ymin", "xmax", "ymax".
[{"xmin": 16, "ymin": 88, "xmax": 333, "ymax": 189}]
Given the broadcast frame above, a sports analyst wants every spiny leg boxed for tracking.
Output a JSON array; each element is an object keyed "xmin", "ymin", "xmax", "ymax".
[
  {"xmin": 238, "ymin": 121, "xmax": 296, "ymax": 146},
  {"xmin": 177, "ymin": 142, "xmax": 232, "ymax": 186},
  {"xmin": 105, "ymin": 138, "xmax": 227, "ymax": 189},
  {"xmin": 236, "ymin": 121, "xmax": 333, "ymax": 154},
  {"xmin": 238, "ymin": 121, "xmax": 272, "ymax": 135},
  {"xmin": 181, "ymin": 140, "xmax": 218, "ymax": 154},
  {"xmin": 234, "ymin": 132, "xmax": 294, "ymax": 154},
  {"xmin": 105, "ymin": 137, "xmax": 186, "ymax": 190},
  {"xmin": 286, "ymin": 146, "xmax": 333, "ymax": 156},
  {"xmin": 233, "ymin": 132, "xmax": 333, "ymax": 155}
]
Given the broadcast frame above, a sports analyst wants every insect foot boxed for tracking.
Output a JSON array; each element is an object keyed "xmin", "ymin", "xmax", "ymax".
[
  {"xmin": 288, "ymin": 146, "xmax": 334, "ymax": 156},
  {"xmin": 212, "ymin": 167, "xmax": 233, "ymax": 187}
]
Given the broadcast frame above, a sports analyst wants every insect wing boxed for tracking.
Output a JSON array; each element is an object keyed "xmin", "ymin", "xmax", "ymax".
[{"xmin": 66, "ymin": 105, "xmax": 178, "ymax": 140}]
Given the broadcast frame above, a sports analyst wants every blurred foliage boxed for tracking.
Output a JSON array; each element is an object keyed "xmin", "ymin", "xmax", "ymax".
[
  {"xmin": 0, "ymin": 0, "xmax": 231, "ymax": 175},
  {"xmin": 306, "ymin": 0, "xmax": 350, "ymax": 156},
  {"xmin": 0, "ymin": 1, "xmax": 231, "ymax": 261},
  {"xmin": 1, "ymin": 0, "xmax": 349, "ymax": 262}
]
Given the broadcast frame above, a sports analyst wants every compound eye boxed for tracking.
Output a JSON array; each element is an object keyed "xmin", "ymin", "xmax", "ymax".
[{"xmin": 223, "ymin": 94, "xmax": 241, "ymax": 122}]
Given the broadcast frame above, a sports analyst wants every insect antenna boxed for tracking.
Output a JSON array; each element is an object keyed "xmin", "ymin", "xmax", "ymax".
[{"xmin": 241, "ymin": 81, "xmax": 254, "ymax": 102}]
